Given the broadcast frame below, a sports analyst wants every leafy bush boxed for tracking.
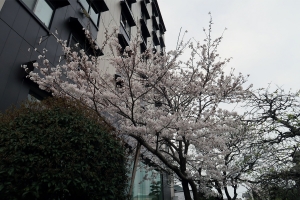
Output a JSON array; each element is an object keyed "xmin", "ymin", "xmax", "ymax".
[{"xmin": 0, "ymin": 98, "xmax": 128, "ymax": 200}]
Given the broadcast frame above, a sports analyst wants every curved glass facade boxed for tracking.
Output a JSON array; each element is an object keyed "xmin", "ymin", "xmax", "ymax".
[{"xmin": 132, "ymin": 163, "xmax": 164, "ymax": 200}]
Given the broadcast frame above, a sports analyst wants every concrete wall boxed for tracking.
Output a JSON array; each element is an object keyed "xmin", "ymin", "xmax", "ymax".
[
  {"xmin": 97, "ymin": 0, "xmax": 165, "ymax": 75},
  {"xmin": 96, "ymin": 0, "xmax": 122, "ymax": 75}
]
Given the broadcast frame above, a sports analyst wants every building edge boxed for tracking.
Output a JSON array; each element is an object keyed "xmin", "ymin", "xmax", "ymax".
[{"xmin": 0, "ymin": 0, "xmax": 5, "ymax": 11}]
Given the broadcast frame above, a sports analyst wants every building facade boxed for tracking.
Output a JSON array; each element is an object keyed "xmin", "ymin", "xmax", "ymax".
[
  {"xmin": 0, "ymin": 0, "xmax": 172, "ymax": 199},
  {"xmin": 0, "ymin": 0, "xmax": 166, "ymax": 111}
]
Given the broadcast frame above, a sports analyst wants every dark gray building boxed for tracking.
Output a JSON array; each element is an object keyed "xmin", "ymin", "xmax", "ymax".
[
  {"xmin": 0, "ymin": 0, "xmax": 107, "ymax": 111},
  {"xmin": 0, "ymin": 0, "xmax": 171, "ymax": 199}
]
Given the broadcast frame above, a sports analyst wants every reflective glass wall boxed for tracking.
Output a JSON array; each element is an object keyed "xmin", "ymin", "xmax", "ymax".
[{"xmin": 132, "ymin": 163, "xmax": 163, "ymax": 200}]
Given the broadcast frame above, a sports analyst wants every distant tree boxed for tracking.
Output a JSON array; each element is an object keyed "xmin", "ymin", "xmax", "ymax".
[
  {"xmin": 0, "ymin": 98, "xmax": 128, "ymax": 200},
  {"xmin": 247, "ymin": 88, "xmax": 300, "ymax": 144},
  {"xmin": 257, "ymin": 151, "xmax": 300, "ymax": 200},
  {"xmin": 245, "ymin": 88, "xmax": 300, "ymax": 199}
]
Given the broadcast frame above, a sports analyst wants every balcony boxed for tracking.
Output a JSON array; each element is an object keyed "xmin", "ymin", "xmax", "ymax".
[
  {"xmin": 120, "ymin": 0, "xmax": 136, "ymax": 26},
  {"xmin": 140, "ymin": 0, "xmax": 150, "ymax": 20},
  {"xmin": 140, "ymin": 16, "xmax": 150, "ymax": 39},
  {"xmin": 69, "ymin": 17, "xmax": 86, "ymax": 37},
  {"xmin": 151, "ymin": 1, "xmax": 159, "ymax": 17},
  {"xmin": 159, "ymin": 21, "xmax": 166, "ymax": 33},
  {"xmin": 152, "ymin": 30, "xmax": 159, "ymax": 46},
  {"xmin": 140, "ymin": 35, "xmax": 147, "ymax": 53},
  {"xmin": 152, "ymin": 46, "xmax": 157, "ymax": 54},
  {"xmin": 48, "ymin": 0, "xmax": 70, "ymax": 8},
  {"xmin": 159, "ymin": 35, "xmax": 165, "ymax": 48},
  {"xmin": 152, "ymin": 16, "xmax": 159, "ymax": 30},
  {"xmin": 69, "ymin": 17, "xmax": 104, "ymax": 55},
  {"xmin": 151, "ymin": 0, "xmax": 166, "ymax": 33},
  {"xmin": 141, "ymin": 12, "xmax": 147, "ymax": 24},
  {"xmin": 90, "ymin": 0, "xmax": 109, "ymax": 13},
  {"xmin": 118, "ymin": 24, "xmax": 130, "ymax": 49},
  {"xmin": 126, "ymin": 0, "xmax": 136, "ymax": 3}
]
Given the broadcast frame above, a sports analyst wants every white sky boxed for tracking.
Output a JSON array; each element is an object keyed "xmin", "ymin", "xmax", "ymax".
[{"xmin": 159, "ymin": 0, "xmax": 300, "ymax": 91}]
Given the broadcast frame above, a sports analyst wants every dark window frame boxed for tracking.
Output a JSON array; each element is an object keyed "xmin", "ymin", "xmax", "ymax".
[
  {"xmin": 68, "ymin": 32, "xmax": 103, "ymax": 58},
  {"xmin": 68, "ymin": 34, "xmax": 82, "ymax": 50},
  {"xmin": 28, "ymin": 90, "xmax": 42, "ymax": 102},
  {"xmin": 120, "ymin": 12, "xmax": 131, "ymax": 39},
  {"xmin": 78, "ymin": 0, "xmax": 101, "ymax": 28},
  {"xmin": 19, "ymin": 0, "xmax": 55, "ymax": 29}
]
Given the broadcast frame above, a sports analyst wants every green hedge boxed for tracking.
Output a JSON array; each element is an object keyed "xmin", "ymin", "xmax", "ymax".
[{"xmin": 0, "ymin": 98, "xmax": 128, "ymax": 200}]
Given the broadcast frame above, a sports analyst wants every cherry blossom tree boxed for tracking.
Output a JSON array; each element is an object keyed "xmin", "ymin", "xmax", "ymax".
[
  {"xmin": 24, "ymin": 18, "xmax": 253, "ymax": 200},
  {"xmin": 204, "ymin": 125, "xmax": 265, "ymax": 200}
]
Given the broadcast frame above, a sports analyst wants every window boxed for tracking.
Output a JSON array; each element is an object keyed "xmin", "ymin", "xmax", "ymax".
[
  {"xmin": 141, "ymin": 10, "xmax": 147, "ymax": 23},
  {"xmin": 132, "ymin": 162, "xmax": 164, "ymax": 200},
  {"xmin": 68, "ymin": 32, "xmax": 102, "ymax": 57},
  {"xmin": 125, "ymin": 0, "xmax": 131, "ymax": 9},
  {"xmin": 79, "ymin": 0, "xmax": 100, "ymax": 26},
  {"xmin": 22, "ymin": 0, "xmax": 53, "ymax": 27},
  {"xmin": 152, "ymin": 3, "xmax": 158, "ymax": 17},
  {"xmin": 69, "ymin": 34, "xmax": 82, "ymax": 50},
  {"xmin": 27, "ymin": 90, "xmax": 42, "ymax": 102},
  {"xmin": 121, "ymin": 12, "xmax": 131, "ymax": 38}
]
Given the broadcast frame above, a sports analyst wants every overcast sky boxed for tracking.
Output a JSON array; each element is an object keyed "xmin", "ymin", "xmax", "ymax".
[{"xmin": 159, "ymin": 0, "xmax": 300, "ymax": 91}]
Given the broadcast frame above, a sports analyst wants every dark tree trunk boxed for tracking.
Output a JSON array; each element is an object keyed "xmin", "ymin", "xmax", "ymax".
[
  {"xmin": 189, "ymin": 180, "xmax": 200, "ymax": 200},
  {"xmin": 224, "ymin": 186, "xmax": 232, "ymax": 200},
  {"xmin": 182, "ymin": 180, "xmax": 192, "ymax": 200}
]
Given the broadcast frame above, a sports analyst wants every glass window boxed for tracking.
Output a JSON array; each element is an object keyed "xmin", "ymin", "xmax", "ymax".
[
  {"xmin": 27, "ymin": 90, "xmax": 41, "ymax": 102},
  {"xmin": 79, "ymin": 0, "xmax": 100, "ymax": 26},
  {"xmin": 90, "ymin": 6, "xmax": 98, "ymax": 25},
  {"xmin": 69, "ymin": 35, "xmax": 79, "ymax": 48},
  {"xmin": 69, "ymin": 34, "xmax": 96, "ymax": 57},
  {"xmin": 21, "ymin": 0, "xmax": 53, "ymax": 27},
  {"xmin": 69, "ymin": 35, "xmax": 83, "ymax": 50},
  {"xmin": 34, "ymin": 0, "xmax": 53, "ymax": 27},
  {"xmin": 125, "ymin": 0, "xmax": 131, "ymax": 9},
  {"xmin": 80, "ymin": 0, "xmax": 89, "ymax": 11},
  {"xmin": 131, "ymin": 162, "xmax": 163, "ymax": 200},
  {"xmin": 22, "ymin": 0, "xmax": 36, "ymax": 10},
  {"xmin": 121, "ymin": 13, "xmax": 131, "ymax": 37}
]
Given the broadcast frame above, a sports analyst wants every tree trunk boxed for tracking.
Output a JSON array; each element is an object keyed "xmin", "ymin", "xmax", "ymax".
[
  {"xmin": 189, "ymin": 180, "xmax": 200, "ymax": 200},
  {"xmin": 182, "ymin": 180, "xmax": 192, "ymax": 200},
  {"xmin": 224, "ymin": 186, "xmax": 232, "ymax": 200},
  {"xmin": 232, "ymin": 184, "xmax": 238, "ymax": 200}
]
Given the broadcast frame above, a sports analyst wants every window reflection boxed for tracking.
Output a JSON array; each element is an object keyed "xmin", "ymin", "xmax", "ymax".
[
  {"xmin": 132, "ymin": 163, "xmax": 163, "ymax": 200},
  {"xmin": 121, "ymin": 12, "xmax": 131, "ymax": 38},
  {"xmin": 89, "ymin": 6, "xmax": 98, "ymax": 25},
  {"xmin": 27, "ymin": 90, "xmax": 41, "ymax": 102},
  {"xmin": 34, "ymin": 0, "xmax": 53, "ymax": 27},
  {"xmin": 22, "ymin": 0, "xmax": 36, "ymax": 10},
  {"xmin": 22, "ymin": 0, "xmax": 53, "ymax": 27},
  {"xmin": 79, "ymin": 0, "xmax": 100, "ymax": 26}
]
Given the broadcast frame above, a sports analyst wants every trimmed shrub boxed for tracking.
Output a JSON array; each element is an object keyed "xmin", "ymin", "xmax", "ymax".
[{"xmin": 0, "ymin": 98, "xmax": 128, "ymax": 200}]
